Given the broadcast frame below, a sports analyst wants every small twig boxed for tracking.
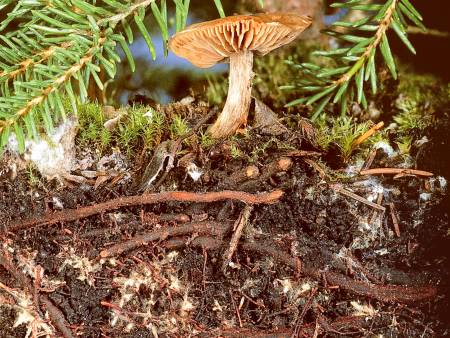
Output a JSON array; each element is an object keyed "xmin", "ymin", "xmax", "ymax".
[
  {"xmin": 359, "ymin": 168, "xmax": 433, "ymax": 177},
  {"xmin": 40, "ymin": 295, "xmax": 76, "ymax": 338},
  {"xmin": 240, "ymin": 291, "xmax": 265, "ymax": 309},
  {"xmin": 202, "ymin": 248, "xmax": 208, "ymax": 291},
  {"xmin": 390, "ymin": 202, "xmax": 401, "ymax": 237},
  {"xmin": 33, "ymin": 266, "xmax": 43, "ymax": 317},
  {"xmin": 338, "ymin": 249, "xmax": 382, "ymax": 284},
  {"xmin": 369, "ymin": 192, "xmax": 384, "ymax": 225},
  {"xmin": 284, "ymin": 150, "xmax": 322, "ymax": 157},
  {"xmin": 222, "ymin": 205, "xmax": 253, "ymax": 272},
  {"xmin": 0, "ymin": 289, "xmax": 15, "ymax": 305},
  {"xmin": 229, "ymin": 289, "xmax": 243, "ymax": 328},
  {"xmin": 99, "ymin": 221, "xmax": 232, "ymax": 258},
  {"xmin": 312, "ymin": 318, "xmax": 321, "ymax": 338},
  {"xmin": 0, "ymin": 281, "xmax": 19, "ymax": 298},
  {"xmin": 352, "ymin": 122, "xmax": 384, "ymax": 149},
  {"xmin": 304, "ymin": 158, "xmax": 328, "ymax": 180},
  {"xmin": 7, "ymin": 190, "xmax": 283, "ymax": 232},
  {"xmin": 362, "ymin": 148, "xmax": 377, "ymax": 171},
  {"xmin": 331, "ymin": 184, "xmax": 386, "ymax": 212},
  {"xmin": 407, "ymin": 26, "xmax": 450, "ymax": 37},
  {"xmin": 292, "ymin": 288, "xmax": 318, "ymax": 338}
]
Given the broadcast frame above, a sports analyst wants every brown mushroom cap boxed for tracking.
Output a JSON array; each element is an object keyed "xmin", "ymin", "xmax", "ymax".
[{"xmin": 169, "ymin": 13, "xmax": 312, "ymax": 68}]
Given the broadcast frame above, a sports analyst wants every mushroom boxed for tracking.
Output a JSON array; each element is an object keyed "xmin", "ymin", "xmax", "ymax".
[{"xmin": 169, "ymin": 12, "xmax": 312, "ymax": 138}]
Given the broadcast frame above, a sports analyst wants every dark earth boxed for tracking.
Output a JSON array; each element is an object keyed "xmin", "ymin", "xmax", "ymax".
[{"xmin": 0, "ymin": 102, "xmax": 449, "ymax": 337}]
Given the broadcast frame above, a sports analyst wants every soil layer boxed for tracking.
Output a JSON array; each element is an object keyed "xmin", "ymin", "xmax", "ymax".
[{"xmin": 0, "ymin": 105, "xmax": 448, "ymax": 338}]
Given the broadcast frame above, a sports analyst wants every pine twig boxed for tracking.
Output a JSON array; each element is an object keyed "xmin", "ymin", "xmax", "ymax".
[
  {"xmin": 285, "ymin": 0, "xmax": 424, "ymax": 118},
  {"xmin": 351, "ymin": 121, "xmax": 384, "ymax": 149},
  {"xmin": 222, "ymin": 205, "xmax": 253, "ymax": 272},
  {"xmin": 0, "ymin": 0, "xmax": 201, "ymax": 152},
  {"xmin": 359, "ymin": 168, "xmax": 433, "ymax": 177}
]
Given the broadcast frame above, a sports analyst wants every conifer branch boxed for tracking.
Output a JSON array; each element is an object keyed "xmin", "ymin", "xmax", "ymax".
[
  {"xmin": 283, "ymin": 0, "xmax": 425, "ymax": 120},
  {"xmin": 0, "ymin": 41, "xmax": 73, "ymax": 81},
  {"xmin": 0, "ymin": 36, "xmax": 107, "ymax": 135},
  {"xmin": 98, "ymin": 0, "xmax": 154, "ymax": 27},
  {"xmin": 1, "ymin": 0, "xmax": 224, "ymax": 153},
  {"xmin": 333, "ymin": 0, "xmax": 398, "ymax": 86}
]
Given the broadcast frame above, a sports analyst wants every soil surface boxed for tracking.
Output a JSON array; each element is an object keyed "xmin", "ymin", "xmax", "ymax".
[{"xmin": 0, "ymin": 103, "xmax": 449, "ymax": 338}]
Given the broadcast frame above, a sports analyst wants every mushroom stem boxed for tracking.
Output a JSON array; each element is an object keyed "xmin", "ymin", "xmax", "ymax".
[{"xmin": 208, "ymin": 50, "xmax": 254, "ymax": 138}]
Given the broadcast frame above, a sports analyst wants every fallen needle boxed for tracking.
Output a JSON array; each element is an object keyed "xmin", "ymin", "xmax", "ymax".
[{"xmin": 331, "ymin": 184, "xmax": 386, "ymax": 212}]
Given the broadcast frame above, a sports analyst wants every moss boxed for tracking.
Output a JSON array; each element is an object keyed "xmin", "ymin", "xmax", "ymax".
[
  {"xmin": 395, "ymin": 135, "xmax": 412, "ymax": 158},
  {"xmin": 393, "ymin": 101, "xmax": 430, "ymax": 133},
  {"xmin": 247, "ymin": 136, "xmax": 295, "ymax": 163},
  {"xmin": 199, "ymin": 132, "xmax": 215, "ymax": 148},
  {"xmin": 389, "ymin": 67, "xmax": 450, "ymax": 157},
  {"xmin": 66, "ymin": 57, "xmax": 449, "ymax": 174},
  {"xmin": 73, "ymin": 101, "xmax": 167, "ymax": 158},
  {"xmin": 392, "ymin": 70, "xmax": 439, "ymax": 134},
  {"xmin": 315, "ymin": 115, "xmax": 374, "ymax": 162},
  {"xmin": 169, "ymin": 114, "xmax": 190, "ymax": 139},
  {"xmin": 230, "ymin": 142, "xmax": 243, "ymax": 159},
  {"xmin": 26, "ymin": 163, "xmax": 42, "ymax": 187},
  {"xmin": 75, "ymin": 102, "xmax": 111, "ymax": 150}
]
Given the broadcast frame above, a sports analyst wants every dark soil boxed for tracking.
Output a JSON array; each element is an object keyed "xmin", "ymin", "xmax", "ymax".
[{"xmin": 0, "ymin": 107, "xmax": 448, "ymax": 338}]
